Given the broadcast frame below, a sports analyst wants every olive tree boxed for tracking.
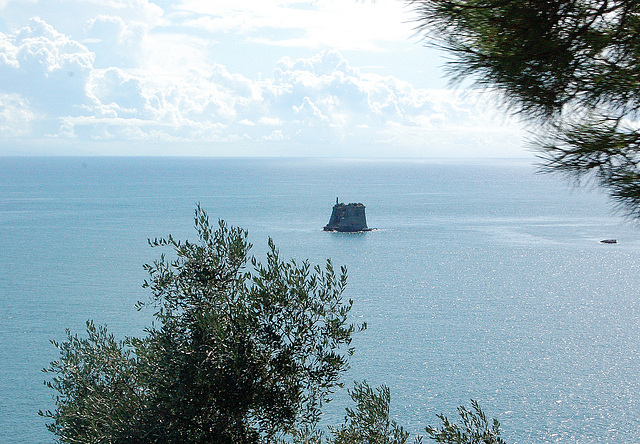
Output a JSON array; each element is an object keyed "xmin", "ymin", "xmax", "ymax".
[
  {"xmin": 41, "ymin": 205, "xmax": 364, "ymax": 443},
  {"xmin": 330, "ymin": 381, "xmax": 413, "ymax": 444},
  {"xmin": 425, "ymin": 400, "xmax": 505, "ymax": 444},
  {"xmin": 327, "ymin": 384, "xmax": 505, "ymax": 444}
]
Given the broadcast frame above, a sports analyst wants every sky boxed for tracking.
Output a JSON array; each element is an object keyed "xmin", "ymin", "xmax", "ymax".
[{"xmin": 0, "ymin": 0, "xmax": 528, "ymax": 157}]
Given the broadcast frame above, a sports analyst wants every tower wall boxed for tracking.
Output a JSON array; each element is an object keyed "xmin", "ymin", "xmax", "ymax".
[{"xmin": 323, "ymin": 202, "xmax": 369, "ymax": 232}]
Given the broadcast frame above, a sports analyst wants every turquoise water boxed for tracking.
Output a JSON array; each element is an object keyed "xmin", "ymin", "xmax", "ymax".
[{"xmin": 1, "ymin": 157, "xmax": 639, "ymax": 443}]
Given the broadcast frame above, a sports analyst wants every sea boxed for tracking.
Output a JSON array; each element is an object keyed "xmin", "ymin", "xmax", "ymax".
[{"xmin": 1, "ymin": 156, "xmax": 640, "ymax": 443}]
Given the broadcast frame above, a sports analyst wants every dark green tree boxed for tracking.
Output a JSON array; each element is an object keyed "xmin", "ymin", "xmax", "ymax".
[
  {"xmin": 330, "ymin": 381, "xmax": 414, "ymax": 444},
  {"xmin": 41, "ymin": 205, "xmax": 364, "ymax": 443},
  {"xmin": 408, "ymin": 0, "xmax": 640, "ymax": 217},
  {"xmin": 425, "ymin": 400, "xmax": 505, "ymax": 444},
  {"xmin": 40, "ymin": 321, "xmax": 145, "ymax": 443},
  {"xmin": 325, "ymin": 384, "xmax": 505, "ymax": 444}
]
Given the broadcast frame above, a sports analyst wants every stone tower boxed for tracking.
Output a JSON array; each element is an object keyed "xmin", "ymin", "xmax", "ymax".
[{"xmin": 323, "ymin": 199, "xmax": 370, "ymax": 232}]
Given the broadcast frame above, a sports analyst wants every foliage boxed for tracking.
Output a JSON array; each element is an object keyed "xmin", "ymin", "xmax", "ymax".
[
  {"xmin": 41, "ymin": 205, "xmax": 364, "ymax": 443},
  {"xmin": 327, "ymin": 385, "xmax": 506, "ymax": 444},
  {"xmin": 408, "ymin": 0, "xmax": 640, "ymax": 217},
  {"xmin": 330, "ymin": 381, "xmax": 416, "ymax": 444},
  {"xmin": 424, "ymin": 400, "xmax": 505, "ymax": 444},
  {"xmin": 39, "ymin": 322, "xmax": 143, "ymax": 443}
]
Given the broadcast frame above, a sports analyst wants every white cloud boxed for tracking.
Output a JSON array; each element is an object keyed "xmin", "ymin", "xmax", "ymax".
[
  {"xmin": 0, "ymin": 13, "xmax": 526, "ymax": 156},
  {"xmin": 258, "ymin": 117, "xmax": 282, "ymax": 126},
  {"xmin": 84, "ymin": 15, "xmax": 149, "ymax": 68},
  {"xmin": 261, "ymin": 129, "xmax": 285, "ymax": 141},
  {"xmin": 0, "ymin": 17, "xmax": 94, "ymax": 114},
  {"xmin": 87, "ymin": 68, "xmax": 149, "ymax": 116},
  {"xmin": 174, "ymin": 0, "xmax": 415, "ymax": 50},
  {"xmin": 293, "ymin": 96, "xmax": 330, "ymax": 123},
  {"xmin": 0, "ymin": 93, "xmax": 37, "ymax": 136}
]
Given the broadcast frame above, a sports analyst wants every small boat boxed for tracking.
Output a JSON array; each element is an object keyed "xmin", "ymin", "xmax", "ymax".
[{"xmin": 600, "ymin": 239, "xmax": 617, "ymax": 244}]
